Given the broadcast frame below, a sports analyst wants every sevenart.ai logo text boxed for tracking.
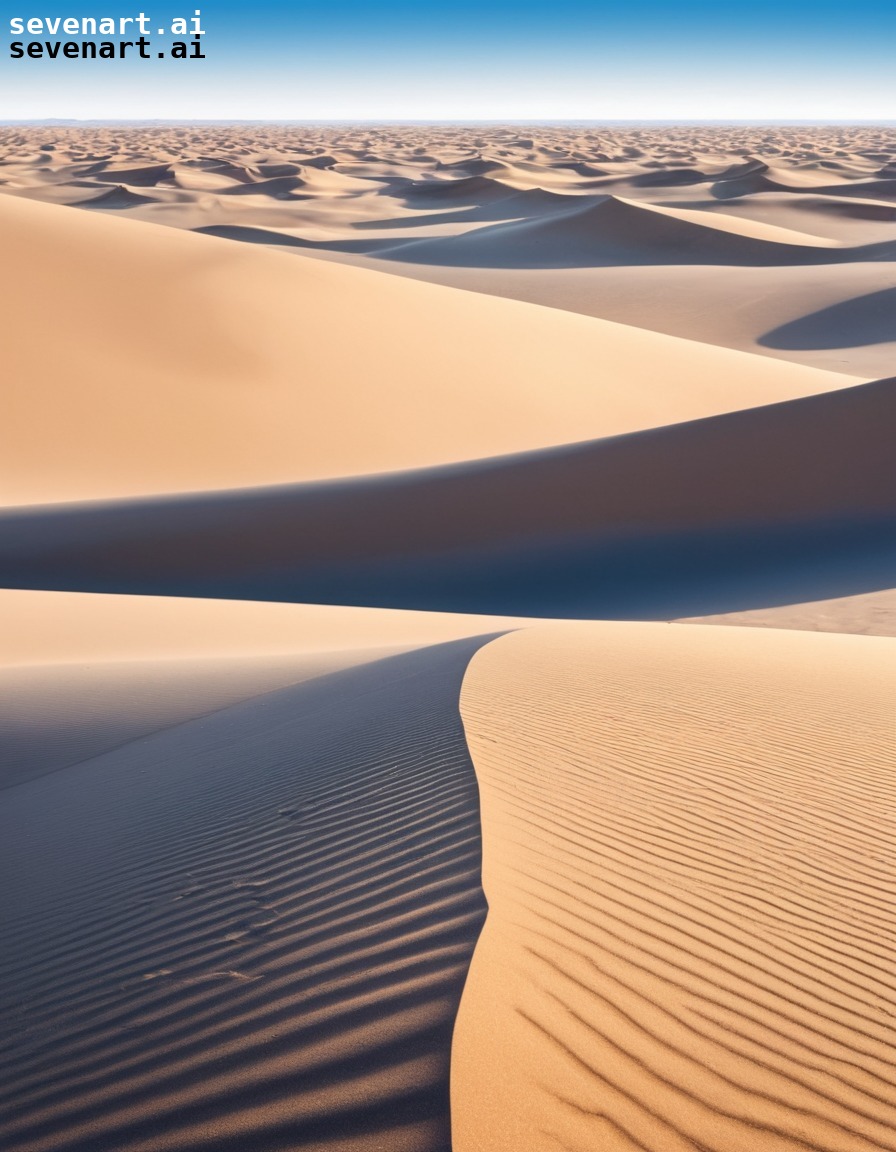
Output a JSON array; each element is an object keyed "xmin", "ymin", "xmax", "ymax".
[{"xmin": 8, "ymin": 9, "xmax": 207, "ymax": 60}]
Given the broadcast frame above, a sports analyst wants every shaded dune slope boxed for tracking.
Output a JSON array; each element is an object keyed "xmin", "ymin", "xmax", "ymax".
[
  {"xmin": 400, "ymin": 175, "xmax": 516, "ymax": 203},
  {"xmin": 711, "ymin": 173, "xmax": 896, "ymax": 201},
  {"xmin": 381, "ymin": 196, "xmax": 896, "ymax": 268},
  {"xmin": 1, "ymin": 377, "xmax": 893, "ymax": 618},
  {"xmin": 707, "ymin": 170, "xmax": 887, "ymax": 205},
  {"xmin": 76, "ymin": 185, "xmax": 160, "ymax": 210},
  {"xmin": 0, "ymin": 637, "xmax": 495, "ymax": 1152},
  {"xmin": 0, "ymin": 652, "xmax": 388, "ymax": 791},
  {"xmin": 760, "ymin": 287, "xmax": 896, "ymax": 350},
  {"xmin": 86, "ymin": 163, "xmax": 176, "ymax": 187},
  {"xmin": 455, "ymin": 622, "xmax": 896, "ymax": 1151}
]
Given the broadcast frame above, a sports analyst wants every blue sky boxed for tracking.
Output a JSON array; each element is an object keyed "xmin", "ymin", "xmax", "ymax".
[{"xmin": 2, "ymin": 0, "xmax": 894, "ymax": 119}]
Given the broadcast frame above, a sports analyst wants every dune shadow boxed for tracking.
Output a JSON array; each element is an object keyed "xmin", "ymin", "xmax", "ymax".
[
  {"xmin": 192, "ymin": 224, "xmax": 390, "ymax": 254},
  {"xmin": 1, "ymin": 378, "xmax": 892, "ymax": 622},
  {"xmin": 1, "ymin": 508, "xmax": 894, "ymax": 622},
  {"xmin": 760, "ymin": 288, "xmax": 896, "ymax": 350},
  {"xmin": 371, "ymin": 204, "xmax": 896, "ymax": 270},
  {"xmin": 353, "ymin": 189, "xmax": 580, "ymax": 230},
  {"xmin": 76, "ymin": 185, "xmax": 158, "ymax": 210},
  {"xmin": 0, "ymin": 639, "xmax": 494, "ymax": 1152},
  {"xmin": 190, "ymin": 207, "xmax": 896, "ymax": 271}
]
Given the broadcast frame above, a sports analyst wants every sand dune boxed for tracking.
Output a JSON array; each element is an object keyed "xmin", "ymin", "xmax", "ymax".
[
  {"xmin": 0, "ymin": 590, "xmax": 534, "ymax": 790},
  {"xmin": 379, "ymin": 195, "xmax": 895, "ymax": 269},
  {"xmin": 2, "ymin": 123, "xmax": 895, "ymax": 1152},
  {"xmin": 2, "ymin": 192, "xmax": 862, "ymax": 507},
  {"xmin": 1, "ymin": 377, "xmax": 892, "ymax": 621},
  {"xmin": 3, "ymin": 123, "xmax": 896, "ymax": 379},
  {"xmin": 765, "ymin": 177, "xmax": 896, "ymax": 200},
  {"xmin": 761, "ymin": 287, "xmax": 896, "ymax": 351},
  {"xmin": 401, "ymin": 174, "xmax": 515, "ymax": 202},
  {"xmin": 0, "ymin": 581, "xmax": 541, "ymax": 790},
  {"xmin": 2, "ymin": 620, "xmax": 893, "ymax": 1152},
  {"xmin": 364, "ymin": 256, "xmax": 896, "ymax": 379},
  {"xmin": 75, "ymin": 185, "xmax": 161, "ymax": 210},
  {"xmin": 94, "ymin": 163, "xmax": 175, "ymax": 186},
  {"xmin": 0, "ymin": 637, "xmax": 494, "ymax": 1152},
  {"xmin": 456, "ymin": 622, "xmax": 896, "ymax": 1151},
  {"xmin": 216, "ymin": 175, "xmax": 308, "ymax": 199}
]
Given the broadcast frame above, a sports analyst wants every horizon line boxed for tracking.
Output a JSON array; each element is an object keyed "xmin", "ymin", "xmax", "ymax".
[{"xmin": 4, "ymin": 117, "xmax": 896, "ymax": 126}]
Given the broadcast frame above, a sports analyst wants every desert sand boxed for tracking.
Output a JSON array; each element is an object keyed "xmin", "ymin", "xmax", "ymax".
[
  {"xmin": 1, "ymin": 124, "xmax": 894, "ymax": 1151},
  {"xmin": 456, "ymin": 623, "xmax": 896, "ymax": 1151},
  {"xmin": 2, "ymin": 122, "xmax": 895, "ymax": 380},
  {"xmin": 0, "ymin": 190, "xmax": 860, "ymax": 506}
]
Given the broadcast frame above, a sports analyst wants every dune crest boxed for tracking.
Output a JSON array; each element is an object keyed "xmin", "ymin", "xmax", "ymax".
[{"xmin": 382, "ymin": 193, "xmax": 891, "ymax": 269}]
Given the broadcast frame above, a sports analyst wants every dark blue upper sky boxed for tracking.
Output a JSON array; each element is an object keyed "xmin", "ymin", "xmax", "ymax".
[{"xmin": 2, "ymin": 0, "xmax": 894, "ymax": 119}]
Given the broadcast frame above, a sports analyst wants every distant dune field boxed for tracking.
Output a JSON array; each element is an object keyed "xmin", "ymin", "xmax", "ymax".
[{"xmin": 1, "ymin": 124, "xmax": 894, "ymax": 1152}]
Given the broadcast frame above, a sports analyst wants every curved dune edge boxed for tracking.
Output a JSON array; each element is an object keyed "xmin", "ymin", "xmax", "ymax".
[
  {"xmin": 0, "ymin": 635, "xmax": 499, "ymax": 1152},
  {"xmin": 454, "ymin": 622, "xmax": 896, "ymax": 1152}
]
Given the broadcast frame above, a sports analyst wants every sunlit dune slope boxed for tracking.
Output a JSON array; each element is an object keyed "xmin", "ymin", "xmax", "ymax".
[
  {"xmin": 0, "ymin": 194, "xmax": 860, "ymax": 506},
  {"xmin": 0, "ymin": 589, "xmax": 531, "ymax": 667},
  {"xmin": 455, "ymin": 621, "xmax": 896, "ymax": 1152}
]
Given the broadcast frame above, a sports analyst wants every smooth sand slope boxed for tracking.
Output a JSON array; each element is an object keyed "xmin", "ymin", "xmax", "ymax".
[
  {"xmin": 456, "ymin": 622, "xmax": 896, "ymax": 1152},
  {"xmin": 1, "ymin": 376, "xmax": 893, "ymax": 623},
  {"xmin": 3, "ymin": 134, "xmax": 892, "ymax": 632},
  {"xmin": 0, "ymin": 590, "xmax": 530, "ymax": 667},
  {"xmin": 0, "ymin": 637, "xmax": 496, "ymax": 1152},
  {"xmin": 375, "ymin": 258, "xmax": 896, "ymax": 382},
  {"xmin": 0, "ymin": 193, "xmax": 858, "ymax": 507}
]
